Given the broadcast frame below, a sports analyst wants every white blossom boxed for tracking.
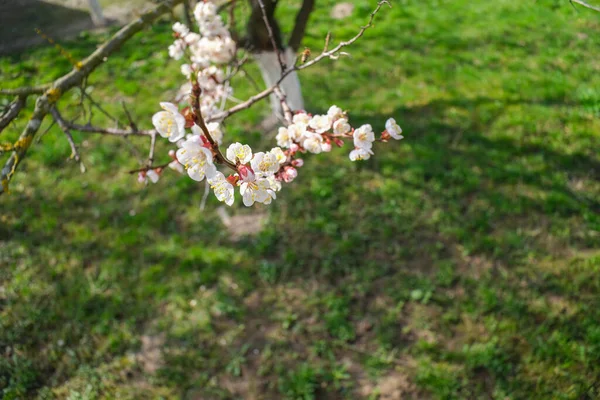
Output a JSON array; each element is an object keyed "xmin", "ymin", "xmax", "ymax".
[
  {"xmin": 292, "ymin": 112, "xmax": 311, "ymax": 128},
  {"xmin": 303, "ymin": 133, "xmax": 324, "ymax": 154},
  {"xmin": 208, "ymin": 171, "xmax": 234, "ymax": 206},
  {"xmin": 240, "ymin": 178, "xmax": 277, "ymax": 206},
  {"xmin": 353, "ymin": 124, "xmax": 375, "ymax": 150},
  {"xmin": 276, "ymin": 127, "xmax": 294, "ymax": 148},
  {"xmin": 270, "ymin": 147, "xmax": 287, "ymax": 165},
  {"xmin": 333, "ymin": 118, "xmax": 351, "ymax": 135},
  {"xmin": 168, "ymin": 160, "xmax": 185, "ymax": 174},
  {"xmin": 327, "ymin": 105, "xmax": 344, "ymax": 121},
  {"xmin": 385, "ymin": 118, "xmax": 404, "ymax": 140},
  {"xmin": 349, "ymin": 147, "xmax": 373, "ymax": 161},
  {"xmin": 181, "ymin": 64, "xmax": 193, "ymax": 78},
  {"xmin": 147, "ymin": 170, "xmax": 160, "ymax": 183},
  {"xmin": 152, "ymin": 102, "xmax": 186, "ymax": 142},
  {"xmin": 267, "ymin": 176, "xmax": 282, "ymax": 192},
  {"xmin": 194, "ymin": 2, "xmax": 218, "ymax": 22},
  {"xmin": 168, "ymin": 41, "xmax": 185, "ymax": 60},
  {"xmin": 251, "ymin": 151, "xmax": 279, "ymax": 177},
  {"xmin": 226, "ymin": 142, "xmax": 252, "ymax": 164},
  {"xmin": 172, "ymin": 22, "xmax": 190, "ymax": 36},
  {"xmin": 207, "ymin": 122, "xmax": 223, "ymax": 144},
  {"xmin": 308, "ymin": 114, "xmax": 333, "ymax": 134},
  {"xmin": 176, "ymin": 139, "xmax": 216, "ymax": 181}
]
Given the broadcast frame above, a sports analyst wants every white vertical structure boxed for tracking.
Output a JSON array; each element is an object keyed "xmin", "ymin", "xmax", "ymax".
[
  {"xmin": 87, "ymin": 0, "xmax": 106, "ymax": 26},
  {"xmin": 254, "ymin": 48, "xmax": 305, "ymax": 117}
]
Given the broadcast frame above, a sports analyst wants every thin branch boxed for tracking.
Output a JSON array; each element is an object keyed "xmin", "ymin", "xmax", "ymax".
[
  {"xmin": 209, "ymin": 1, "xmax": 390, "ymax": 123},
  {"xmin": 128, "ymin": 161, "xmax": 171, "ymax": 174},
  {"xmin": 0, "ymin": 0, "xmax": 182, "ymax": 195},
  {"xmin": 0, "ymin": 85, "xmax": 50, "ymax": 97},
  {"xmin": 50, "ymin": 107, "xmax": 86, "ymax": 173},
  {"xmin": 147, "ymin": 132, "xmax": 157, "ymax": 166},
  {"xmin": 0, "ymin": 96, "xmax": 25, "ymax": 133},
  {"xmin": 288, "ymin": 0, "xmax": 315, "ymax": 51},
  {"xmin": 570, "ymin": 0, "xmax": 600, "ymax": 12},
  {"xmin": 273, "ymin": 86, "xmax": 293, "ymax": 125},
  {"xmin": 121, "ymin": 101, "xmax": 139, "ymax": 131},
  {"xmin": 190, "ymin": 78, "xmax": 237, "ymax": 171},
  {"xmin": 51, "ymin": 108, "xmax": 154, "ymax": 136},
  {"xmin": 200, "ymin": 180, "xmax": 210, "ymax": 210},
  {"xmin": 256, "ymin": 0, "xmax": 286, "ymax": 72}
]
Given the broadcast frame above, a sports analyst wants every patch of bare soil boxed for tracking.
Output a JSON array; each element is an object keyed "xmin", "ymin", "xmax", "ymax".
[{"xmin": 331, "ymin": 2, "xmax": 354, "ymax": 20}]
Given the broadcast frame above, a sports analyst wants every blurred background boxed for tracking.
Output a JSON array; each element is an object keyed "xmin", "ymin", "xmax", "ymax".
[{"xmin": 1, "ymin": 0, "xmax": 600, "ymax": 398}]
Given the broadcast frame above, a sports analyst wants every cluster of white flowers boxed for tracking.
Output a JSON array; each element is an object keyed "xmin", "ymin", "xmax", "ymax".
[
  {"xmin": 147, "ymin": 100, "xmax": 403, "ymax": 208},
  {"xmin": 168, "ymin": 1, "xmax": 236, "ymax": 120},
  {"xmin": 168, "ymin": 3, "xmax": 235, "ymax": 66},
  {"xmin": 275, "ymin": 105, "xmax": 403, "ymax": 161}
]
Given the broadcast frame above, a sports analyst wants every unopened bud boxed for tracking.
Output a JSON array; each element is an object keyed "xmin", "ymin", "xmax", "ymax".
[
  {"xmin": 238, "ymin": 165, "xmax": 255, "ymax": 182},
  {"xmin": 333, "ymin": 138, "xmax": 345, "ymax": 147},
  {"xmin": 291, "ymin": 158, "xmax": 304, "ymax": 167},
  {"xmin": 282, "ymin": 166, "xmax": 298, "ymax": 183}
]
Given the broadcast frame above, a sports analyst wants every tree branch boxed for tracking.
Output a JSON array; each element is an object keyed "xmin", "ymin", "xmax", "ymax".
[
  {"xmin": 0, "ymin": 0, "xmax": 182, "ymax": 195},
  {"xmin": 288, "ymin": 0, "xmax": 315, "ymax": 51},
  {"xmin": 0, "ymin": 85, "xmax": 50, "ymax": 97},
  {"xmin": 52, "ymin": 109, "xmax": 154, "ymax": 136},
  {"xmin": 50, "ymin": 107, "xmax": 86, "ymax": 173},
  {"xmin": 570, "ymin": 0, "xmax": 600, "ymax": 12},
  {"xmin": 0, "ymin": 96, "xmax": 25, "ymax": 133}
]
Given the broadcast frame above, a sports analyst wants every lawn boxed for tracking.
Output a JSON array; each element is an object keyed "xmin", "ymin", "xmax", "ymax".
[{"xmin": 1, "ymin": 0, "xmax": 600, "ymax": 398}]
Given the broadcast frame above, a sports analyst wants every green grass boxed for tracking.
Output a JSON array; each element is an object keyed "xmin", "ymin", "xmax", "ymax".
[{"xmin": 2, "ymin": 0, "xmax": 600, "ymax": 398}]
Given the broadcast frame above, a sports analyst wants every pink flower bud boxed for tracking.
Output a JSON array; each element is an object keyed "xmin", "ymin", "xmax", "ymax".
[
  {"xmin": 226, "ymin": 174, "xmax": 239, "ymax": 185},
  {"xmin": 138, "ymin": 171, "xmax": 146, "ymax": 183},
  {"xmin": 290, "ymin": 143, "xmax": 300, "ymax": 152},
  {"xmin": 292, "ymin": 158, "xmax": 304, "ymax": 167},
  {"xmin": 238, "ymin": 165, "xmax": 256, "ymax": 182},
  {"xmin": 282, "ymin": 166, "xmax": 298, "ymax": 183},
  {"xmin": 321, "ymin": 142, "xmax": 332, "ymax": 152},
  {"xmin": 168, "ymin": 149, "xmax": 177, "ymax": 159}
]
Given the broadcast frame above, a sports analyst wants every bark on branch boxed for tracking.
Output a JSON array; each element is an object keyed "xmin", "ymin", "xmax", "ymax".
[
  {"xmin": 0, "ymin": 96, "xmax": 26, "ymax": 133},
  {"xmin": 570, "ymin": 0, "xmax": 600, "ymax": 12}
]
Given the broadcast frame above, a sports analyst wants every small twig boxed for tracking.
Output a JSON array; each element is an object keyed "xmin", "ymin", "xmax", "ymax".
[
  {"xmin": 199, "ymin": 180, "xmax": 210, "ymax": 210},
  {"xmin": 223, "ymin": 52, "xmax": 251, "ymax": 83},
  {"xmin": 147, "ymin": 132, "xmax": 157, "ymax": 166},
  {"xmin": 256, "ymin": 0, "xmax": 286, "ymax": 73},
  {"xmin": 324, "ymin": 32, "xmax": 331, "ymax": 52},
  {"xmin": 0, "ymin": 96, "xmax": 25, "ymax": 133},
  {"xmin": 59, "ymin": 121, "xmax": 154, "ymax": 136},
  {"xmin": 82, "ymin": 90, "xmax": 122, "ymax": 127},
  {"xmin": 240, "ymin": 67, "xmax": 262, "ymax": 92},
  {"xmin": 128, "ymin": 161, "xmax": 171, "ymax": 174},
  {"xmin": 273, "ymin": 86, "xmax": 293, "ymax": 124},
  {"xmin": 121, "ymin": 101, "xmax": 139, "ymax": 131},
  {"xmin": 50, "ymin": 107, "xmax": 86, "ymax": 173},
  {"xmin": 570, "ymin": 0, "xmax": 600, "ymax": 12}
]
